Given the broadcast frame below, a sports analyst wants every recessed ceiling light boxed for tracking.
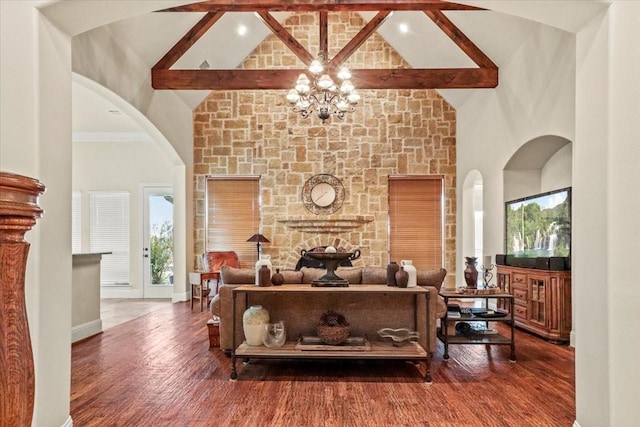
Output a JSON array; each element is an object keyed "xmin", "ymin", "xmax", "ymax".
[
  {"xmin": 108, "ymin": 109, "xmax": 121, "ymax": 115},
  {"xmin": 237, "ymin": 25, "xmax": 247, "ymax": 36},
  {"xmin": 399, "ymin": 23, "xmax": 409, "ymax": 34}
]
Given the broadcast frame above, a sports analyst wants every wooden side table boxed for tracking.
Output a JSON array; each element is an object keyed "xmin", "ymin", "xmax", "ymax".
[{"xmin": 189, "ymin": 271, "xmax": 220, "ymax": 311}]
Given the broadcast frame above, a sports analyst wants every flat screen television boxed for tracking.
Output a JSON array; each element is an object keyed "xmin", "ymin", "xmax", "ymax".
[{"xmin": 505, "ymin": 187, "xmax": 571, "ymax": 259}]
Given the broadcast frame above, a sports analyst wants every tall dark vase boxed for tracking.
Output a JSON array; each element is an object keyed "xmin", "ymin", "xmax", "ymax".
[
  {"xmin": 386, "ymin": 261, "xmax": 399, "ymax": 286},
  {"xmin": 258, "ymin": 264, "xmax": 271, "ymax": 287},
  {"xmin": 464, "ymin": 256, "xmax": 479, "ymax": 288},
  {"xmin": 395, "ymin": 267, "xmax": 409, "ymax": 288}
]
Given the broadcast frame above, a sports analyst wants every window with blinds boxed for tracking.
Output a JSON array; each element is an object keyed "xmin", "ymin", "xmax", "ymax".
[
  {"xmin": 388, "ymin": 176, "xmax": 444, "ymax": 270},
  {"xmin": 206, "ymin": 176, "xmax": 260, "ymax": 268},
  {"xmin": 72, "ymin": 191, "xmax": 82, "ymax": 253},
  {"xmin": 89, "ymin": 192, "xmax": 130, "ymax": 285}
]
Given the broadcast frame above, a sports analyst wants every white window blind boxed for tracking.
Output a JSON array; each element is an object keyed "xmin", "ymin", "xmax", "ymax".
[
  {"xmin": 90, "ymin": 192, "xmax": 130, "ymax": 285},
  {"xmin": 72, "ymin": 191, "xmax": 82, "ymax": 253}
]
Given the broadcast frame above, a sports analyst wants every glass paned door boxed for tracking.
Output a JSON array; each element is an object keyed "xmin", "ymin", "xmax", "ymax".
[{"xmin": 143, "ymin": 186, "xmax": 173, "ymax": 298}]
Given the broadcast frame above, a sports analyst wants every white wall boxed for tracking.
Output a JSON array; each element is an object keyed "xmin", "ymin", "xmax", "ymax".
[
  {"xmin": 1, "ymin": 2, "xmax": 73, "ymax": 425},
  {"xmin": 73, "ymin": 139, "xmax": 174, "ymax": 297},
  {"xmin": 456, "ymin": 21, "xmax": 576, "ymax": 282},
  {"xmin": 541, "ymin": 143, "xmax": 572, "ymax": 191}
]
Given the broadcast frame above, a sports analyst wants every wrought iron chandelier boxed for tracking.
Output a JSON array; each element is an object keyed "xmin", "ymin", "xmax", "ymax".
[{"xmin": 286, "ymin": 52, "xmax": 361, "ymax": 123}]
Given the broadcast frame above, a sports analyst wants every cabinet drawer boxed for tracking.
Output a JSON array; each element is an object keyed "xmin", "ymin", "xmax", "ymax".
[
  {"xmin": 513, "ymin": 288, "xmax": 528, "ymax": 301},
  {"xmin": 514, "ymin": 304, "xmax": 528, "ymax": 319},
  {"xmin": 512, "ymin": 273, "xmax": 527, "ymax": 285}
]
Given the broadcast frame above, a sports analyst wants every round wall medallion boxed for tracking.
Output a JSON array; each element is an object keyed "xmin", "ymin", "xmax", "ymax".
[{"xmin": 302, "ymin": 174, "xmax": 345, "ymax": 215}]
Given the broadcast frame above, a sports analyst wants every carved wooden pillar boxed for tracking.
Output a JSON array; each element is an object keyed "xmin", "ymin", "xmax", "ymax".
[{"xmin": 0, "ymin": 172, "xmax": 45, "ymax": 427}]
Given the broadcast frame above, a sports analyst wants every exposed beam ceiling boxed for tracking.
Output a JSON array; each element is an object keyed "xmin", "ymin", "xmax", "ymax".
[{"xmin": 151, "ymin": 0, "xmax": 498, "ymax": 91}]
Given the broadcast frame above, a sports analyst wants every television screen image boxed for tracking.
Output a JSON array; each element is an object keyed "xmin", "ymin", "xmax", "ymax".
[{"xmin": 505, "ymin": 187, "xmax": 571, "ymax": 258}]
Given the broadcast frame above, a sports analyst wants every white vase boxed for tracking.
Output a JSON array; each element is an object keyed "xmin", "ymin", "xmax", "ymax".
[
  {"xmin": 242, "ymin": 305, "xmax": 270, "ymax": 346},
  {"xmin": 254, "ymin": 254, "xmax": 272, "ymax": 286},
  {"xmin": 400, "ymin": 260, "xmax": 417, "ymax": 288}
]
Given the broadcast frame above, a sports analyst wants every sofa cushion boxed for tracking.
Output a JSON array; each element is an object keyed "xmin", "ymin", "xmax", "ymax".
[
  {"xmin": 280, "ymin": 269, "xmax": 303, "ymax": 284},
  {"xmin": 417, "ymin": 268, "xmax": 447, "ymax": 288},
  {"xmin": 300, "ymin": 267, "xmax": 325, "ymax": 284},
  {"xmin": 336, "ymin": 267, "xmax": 362, "ymax": 284},
  {"xmin": 362, "ymin": 266, "xmax": 387, "ymax": 284},
  {"xmin": 220, "ymin": 266, "xmax": 255, "ymax": 284},
  {"xmin": 301, "ymin": 267, "xmax": 363, "ymax": 284}
]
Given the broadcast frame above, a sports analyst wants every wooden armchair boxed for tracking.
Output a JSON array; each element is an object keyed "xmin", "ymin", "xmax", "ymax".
[{"xmin": 190, "ymin": 251, "xmax": 241, "ymax": 311}]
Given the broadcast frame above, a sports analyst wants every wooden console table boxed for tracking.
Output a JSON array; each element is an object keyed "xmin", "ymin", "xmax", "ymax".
[{"xmin": 231, "ymin": 284, "xmax": 432, "ymax": 382}]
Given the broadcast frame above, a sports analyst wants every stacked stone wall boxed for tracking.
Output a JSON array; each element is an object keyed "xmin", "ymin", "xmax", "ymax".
[{"xmin": 193, "ymin": 12, "xmax": 457, "ymax": 287}]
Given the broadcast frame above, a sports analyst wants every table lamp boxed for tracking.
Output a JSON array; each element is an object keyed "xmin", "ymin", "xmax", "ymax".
[{"xmin": 246, "ymin": 233, "xmax": 270, "ymax": 258}]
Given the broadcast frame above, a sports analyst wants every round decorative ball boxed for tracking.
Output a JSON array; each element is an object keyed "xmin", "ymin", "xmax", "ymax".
[{"xmin": 325, "ymin": 246, "xmax": 337, "ymax": 253}]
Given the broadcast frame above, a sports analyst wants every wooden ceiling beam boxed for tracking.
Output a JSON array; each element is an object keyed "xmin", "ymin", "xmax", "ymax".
[
  {"xmin": 160, "ymin": 1, "xmax": 483, "ymax": 13},
  {"xmin": 424, "ymin": 10, "xmax": 497, "ymax": 69},
  {"xmin": 329, "ymin": 10, "xmax": 391, "ymax": 69},
  {"xmin": 151, "ymin": 67, "xmax": 497, "ymax": 90},
  {"xmin": 152, "ymin": 11, "xmax": 225, "ymax": 70},
  {"xmin": 257, "ymin": 11, "xmax": 314, "ymax": 65}
]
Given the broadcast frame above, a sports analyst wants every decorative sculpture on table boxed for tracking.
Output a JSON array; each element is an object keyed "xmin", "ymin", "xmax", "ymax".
[{"xmin": 482, "ymin": 255, "xmax": 495, "ymax": 288}]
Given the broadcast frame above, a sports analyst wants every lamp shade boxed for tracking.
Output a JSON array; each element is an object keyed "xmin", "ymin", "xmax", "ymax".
[{"xmin": 246, "ymin": 233, "xmax": 270, "ymax": 243}]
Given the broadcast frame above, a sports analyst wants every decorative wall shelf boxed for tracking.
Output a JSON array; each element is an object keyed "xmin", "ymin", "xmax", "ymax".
[{"xmin": 278, "ymin": 216, "xmax": 374, "ymax": 233}]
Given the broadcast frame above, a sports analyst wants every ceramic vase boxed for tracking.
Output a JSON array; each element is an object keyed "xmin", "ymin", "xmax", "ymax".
[
  {"xmin": 386, "ymin": 261, "xmax": 399, "ymax": 286},
  {"xmin": 258, "ymin": 264, "xmax": 271, "ymax": 287},
  {"xmin": 395, "ymin": 267, "xmax": 409, "ymax": 288},
  {"xmin": 255, "ymin": 254, "xmax": 272, "ymax": 286},
  {"xmin": 464, "ymin": 256, "xmax": 479, "ymax": 288},
  {"xmin": 400, "ymin": 260, "xmax": 417, "ymax": 288},
  {"xmin": 242, "ymin": 305, "xmax": 270, "ymax": 346},
  {"xmin": 271, "ymin": 268, "xmax": 284, "ymax": 286}
]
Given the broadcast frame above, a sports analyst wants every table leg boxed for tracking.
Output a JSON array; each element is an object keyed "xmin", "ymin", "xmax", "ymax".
[
  {"xmin": 230, "ymin": 290, "xmax": 238, "ymax": 380},
  {"xmin": 424, "ymin": 354, "xmax": 432, "ymax": 383},
  {"xmin": 509, "ymin": 296, "xmax": 517, "ymax": 362}
]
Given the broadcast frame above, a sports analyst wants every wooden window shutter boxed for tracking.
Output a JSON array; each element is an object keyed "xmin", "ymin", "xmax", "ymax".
[
  {"xmin": 206, "ymin": 176, "xmax": 260, "ymax": 268},
  {"xmin": 388, "ymin": 176, "xmax": 444, "ymax": 270}
]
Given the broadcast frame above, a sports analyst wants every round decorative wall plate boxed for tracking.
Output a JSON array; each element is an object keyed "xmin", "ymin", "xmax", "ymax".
[{"xmin": 302, "ymin": 174, "xmax": 345, "ymax": 215}]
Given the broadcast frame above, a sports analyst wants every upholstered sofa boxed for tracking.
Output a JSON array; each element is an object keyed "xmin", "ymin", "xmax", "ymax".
[{"xmin": 210, "ymin": 265, "xmax": 447, "ymax": 354}]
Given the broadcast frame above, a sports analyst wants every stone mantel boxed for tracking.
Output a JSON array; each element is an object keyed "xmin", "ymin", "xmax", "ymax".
[{"xmin": 278, "ymin": 216, "xmax": 374, "ymax": 233}]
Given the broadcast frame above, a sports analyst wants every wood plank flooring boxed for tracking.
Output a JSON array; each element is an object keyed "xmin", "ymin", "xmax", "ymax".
[{"xmin": 71, "ymin": 302, "xmax": 575, "ymax": 426}]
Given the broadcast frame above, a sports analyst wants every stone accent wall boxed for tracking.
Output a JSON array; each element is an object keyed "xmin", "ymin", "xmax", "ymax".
[{"xmin": 193, "ymin": 12, "xmax": 457, "ymax": 287}]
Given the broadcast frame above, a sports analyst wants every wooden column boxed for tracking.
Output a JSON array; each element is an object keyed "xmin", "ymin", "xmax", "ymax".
[{"xmin": 0, "ymin": 172, "xmax": 45, "ymax": 427}]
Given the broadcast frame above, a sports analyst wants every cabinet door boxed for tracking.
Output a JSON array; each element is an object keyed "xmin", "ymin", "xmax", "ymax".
[
  {"xmin": 528, "ymin": 275, "xmax": 547, "ymax": 326},
  {"xmin": 496, "ymin": 272, "xmax": 511, "ymax": 312}
]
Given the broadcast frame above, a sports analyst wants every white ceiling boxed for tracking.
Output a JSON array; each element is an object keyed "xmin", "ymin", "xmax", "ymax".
[{"xmin": 72, "ymin": 2, "xmax": 607, "ymax": 137}]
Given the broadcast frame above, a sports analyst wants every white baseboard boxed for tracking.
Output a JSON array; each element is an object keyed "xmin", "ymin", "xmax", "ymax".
[
  {"xmin": 570, "ymin": 330, "xmax": 576, "ymax": 347},
  {"xmin": 573, "ymin": 420, "xmax": 581, "ymax": 427},
  {"xmin": 173, "ymin": 291, "xmax": 189, "ymax": 303},
  {"xmin": 61, "ymin": 415, "xmax": 73, "ymax": 427},
  {"xmin": 100, "ymin": 287, "xmax": 143, "ymax": 298},
  {"xmin": 71, "ymin": 319, "xmax": 103, "ymax": 343}
]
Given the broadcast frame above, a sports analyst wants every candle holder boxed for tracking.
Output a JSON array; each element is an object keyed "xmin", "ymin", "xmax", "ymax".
[{"xmin": 482, "ymin": 263, "xmax": 495, "ymax": 288}]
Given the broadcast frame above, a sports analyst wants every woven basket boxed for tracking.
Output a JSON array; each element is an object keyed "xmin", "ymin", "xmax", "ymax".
[{"xmin": 317, "ymin": 325, "xmax": 351, "ymax": 345}]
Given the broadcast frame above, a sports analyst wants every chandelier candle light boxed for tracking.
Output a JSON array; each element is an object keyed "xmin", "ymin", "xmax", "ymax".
[{"xmin": 286, "ymin": 52, "xmax": 360, "ymax": 123}]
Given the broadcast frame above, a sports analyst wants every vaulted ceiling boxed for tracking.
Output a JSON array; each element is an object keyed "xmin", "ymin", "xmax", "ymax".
[
  {"xmin": 151, "ymin": 0, "xmax": 498, "ymax": 91},
  {"xmin": 71, "ymin": 0, "xmax": 607, "ymax": 134}
]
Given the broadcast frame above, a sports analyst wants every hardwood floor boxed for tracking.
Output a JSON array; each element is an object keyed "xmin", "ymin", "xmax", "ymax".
[{"xmin": 71, "ymin": 302, "xmax": 575, "ymax": 426}]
